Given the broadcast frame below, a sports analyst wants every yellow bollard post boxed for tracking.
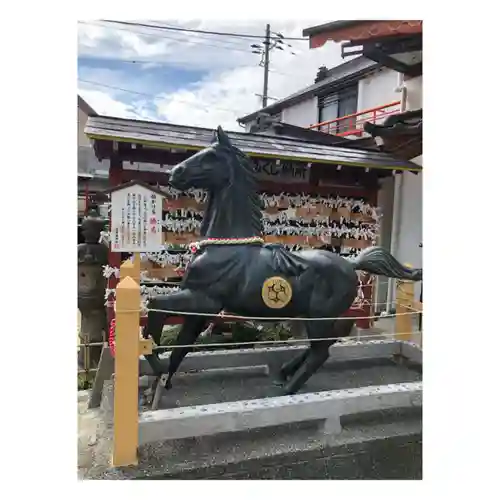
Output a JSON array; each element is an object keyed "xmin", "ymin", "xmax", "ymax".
[
  {"xmin": 395, "ymin": 278, "xmax": 415, "ymax": 342},
  {"xmin": 119, "ymin": 260, "xmax": 134, "ymax": 281},
  {"xmin": 132, "ymin": 253, "xmax": 141, "ymax": 281},
  {"xmin": 119, "ymin": 254, "xmax": 141, "ymax": 283},
  {"xmin": 112, "ymin": 276, "xmax": 141, "ymax": 467}
]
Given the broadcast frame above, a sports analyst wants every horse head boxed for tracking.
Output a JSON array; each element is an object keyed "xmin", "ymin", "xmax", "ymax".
[
  {"xmin": 168, "ymin": 126, "xmax": 263, "ymax": 238},
  {"xmin": 169, "ymin": 126, "xmax": 234, "ymax": 191}
]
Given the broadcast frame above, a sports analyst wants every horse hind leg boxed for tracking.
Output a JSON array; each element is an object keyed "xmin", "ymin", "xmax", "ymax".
[
  {"xmin": 280, "ymin": 315, "xmax": 354, "ymax": 395},
  {"xmin": 277, "ymin": 320, "xmax": 355, "ymax": 385},
  {"xmin": 282, "ymin": 335, "xmax": 333, "ymax": 395},
  {"xmin": 274, "ymin": 349, "xmax": 308, "ymax": 385}
]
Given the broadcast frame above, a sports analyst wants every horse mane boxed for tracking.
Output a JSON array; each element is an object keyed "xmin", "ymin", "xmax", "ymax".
[{"xmin": 215, "ymin": 143, "xmax": 264, "ymax": 236}]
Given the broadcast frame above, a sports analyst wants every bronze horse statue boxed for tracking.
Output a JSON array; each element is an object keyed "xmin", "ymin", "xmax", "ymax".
[{"xmin": 143, "ymin": 127, "xmax": 422, "ymax": 399}]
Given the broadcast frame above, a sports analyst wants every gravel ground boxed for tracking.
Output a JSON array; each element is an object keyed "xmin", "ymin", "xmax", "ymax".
[{"xmin": 153, "ymin": 358, "xmax": 421, "ymax": 410}]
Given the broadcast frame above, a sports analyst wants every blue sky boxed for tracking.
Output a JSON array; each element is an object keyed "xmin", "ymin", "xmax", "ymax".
[{"xmin": 77, "ymin": 20, "xmax": 344, "ymax": 130}]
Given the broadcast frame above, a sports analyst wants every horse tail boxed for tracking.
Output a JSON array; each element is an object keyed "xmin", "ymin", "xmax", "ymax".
[{"xmin": 351, "ymin": 246, "xmax": 422, "ymax": 281}]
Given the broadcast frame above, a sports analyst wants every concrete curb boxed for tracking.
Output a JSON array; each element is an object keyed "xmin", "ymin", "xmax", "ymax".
[
  {"xmin": 89, "ymin": 340, "xmax": 422, "ymax": 411},
  {"xmin": 139, "ymin": 339, "xmax": 400, "ymax": 376},
  {"xmin": 399, "ymin": 341, "xmax": 422, "ymax": 364},
  {"xmin": 78, "ymin": 390, "xmax": 90, "ymax": 403},
  {"xmin": 138, "ymin": 381, "xmax": 422, "ymax": 444}
]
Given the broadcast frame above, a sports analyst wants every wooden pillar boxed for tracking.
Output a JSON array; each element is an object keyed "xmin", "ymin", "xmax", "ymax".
[
  {"xmin": 395, "ymin": 279, "xmax": 415, "ymax": 341},
  {"xmin": 107, "ymin": 153, "xmax": 124, "ymax": 326},
  {"xmin": 112, "ymin": 275, "xmax": 141, "ymax": 467}
]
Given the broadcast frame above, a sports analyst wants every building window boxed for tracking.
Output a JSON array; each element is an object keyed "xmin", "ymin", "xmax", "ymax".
[{"xmin": 318, "ymin": 85, "xmax": 358, "ymax": 134}]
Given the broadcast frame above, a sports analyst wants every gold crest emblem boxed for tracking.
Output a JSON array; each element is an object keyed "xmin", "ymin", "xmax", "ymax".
[{"xmin": 261, "ymin": 276, "xmax": 292, "ymax": 309}]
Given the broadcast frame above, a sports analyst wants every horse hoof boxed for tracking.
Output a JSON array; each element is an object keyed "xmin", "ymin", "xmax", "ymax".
[
  {"xmin": 266, "ymin": 386, "xmax": 285, "ymax": 397},
  {"xmin": 272, "ymin": 370, "xmax": 289, "ymax": 384},
  {"xmin": 159, "ymin": 374, "xmax": 172, "ymax": 391}
]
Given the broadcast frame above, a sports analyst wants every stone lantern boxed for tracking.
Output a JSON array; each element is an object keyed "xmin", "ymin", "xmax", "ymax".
[{"xmin": 77, "ymin": 206, "xmax": 108, "ymax": 369}]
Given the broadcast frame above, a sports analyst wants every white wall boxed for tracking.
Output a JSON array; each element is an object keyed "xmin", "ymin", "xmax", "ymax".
[
  {"xmin": 358, "ymin": 67, "xmax": 399, "ymax": 115},
  {"xmin": 396, "ymin": 74, "xmax": 423, "ymax": 268},
  {"xmin": 78, "ymin": 107, "xmax": 91, "ymax": 147},
  {"xmin": 245, "ymin": 68, "xmax": 401, "ymax": 132},
  {"xmin": 281, "ymin": 97, "xmax": 318, "ymax": 128},
  {"xmin": 405, "ymin": 75, "xmax": 422, "ymax": 111},
  {"xmin": 280, "ymin": 69, "xmax": 399, "ymax": 129},
  {"xmin": 359, "ymin": 68, "xmax": 421, "ymax": 113},
  {"xmin": 386, "ymin": 72, "xmax": 423, "ymax": 307},
  {"xmin": 396, "ymin": 170, "xmax": 422, "ymax": 268},
  {"xmin": 392, "ymin": 159, "xmax": 423, "ymax": 303}
]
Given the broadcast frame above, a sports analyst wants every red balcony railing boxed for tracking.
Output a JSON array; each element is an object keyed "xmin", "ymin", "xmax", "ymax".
[{"xmin": 308, "ymin": 100, "xmax": 402, "ymax": 138}]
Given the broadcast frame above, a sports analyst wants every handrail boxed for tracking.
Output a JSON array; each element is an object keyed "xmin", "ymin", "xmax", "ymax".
[{"xmin": 308, "ymin": 100, "xmax": 402, "ymax": 137}]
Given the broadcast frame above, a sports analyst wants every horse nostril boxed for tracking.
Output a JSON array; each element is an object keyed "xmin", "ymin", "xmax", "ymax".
[
  {"xmin": 169, "ymin": 165, "xmax": 189, "ymax": 190},
  {"xmin": 170, "ymin": 166, "xmax": 184, "ymax": 180}
]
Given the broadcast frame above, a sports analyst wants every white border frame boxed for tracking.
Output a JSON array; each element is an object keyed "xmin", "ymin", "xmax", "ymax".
[{"xmin": 3, "ymin": 2, "xmax": 498, "ymax": 497}]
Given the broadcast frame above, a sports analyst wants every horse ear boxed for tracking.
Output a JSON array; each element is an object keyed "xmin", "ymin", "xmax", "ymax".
[{"xmin": 216, "ymin": 126, "xmax": 231, "ymax": 146}]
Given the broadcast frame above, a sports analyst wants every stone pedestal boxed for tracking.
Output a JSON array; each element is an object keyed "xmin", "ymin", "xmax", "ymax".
[{"xmin": 78, "ymin": 209, "xmax": 108, "ymax": 369}]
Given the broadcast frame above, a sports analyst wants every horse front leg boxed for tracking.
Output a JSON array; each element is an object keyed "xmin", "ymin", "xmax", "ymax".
[
  {"xmin": 142, "ymin": 306, "xmax": 169, "ymax": 377},
  {"xmin": 143, "ymin": 289, "xmax": 222, "ymax": 409}
]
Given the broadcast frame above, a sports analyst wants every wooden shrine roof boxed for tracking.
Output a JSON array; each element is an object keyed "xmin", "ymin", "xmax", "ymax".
[
  {"xmin": 303, "ymin": 20, "xmax": 423, "ymax": 48},
  {"xmin": 364, "ymin": 109, "xmax": 422, "ymax": 161},
  {"xmin": 85, "ymin": 116, "xmax": 421, "ymax": 172}
]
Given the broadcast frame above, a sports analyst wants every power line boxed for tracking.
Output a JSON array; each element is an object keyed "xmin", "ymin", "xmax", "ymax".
[
  {"xmin": 122, "ymin": 21, "xmax": 256, "ymax": 49},
  {"xmin": 100, "ymin": 20, "xmax": 308, "ymax": 41},
  {"xmin": 79, "ymin": 79, "xmax": 155, "ymax": 97},
  {"xmin": 79, "ymin": 21, "xmax": 254, "ymax": 54},
  {"xmin": 80, "ymin": 24, "xmax": 305, "ymax": 71},
  {"xmin": 81, "ymin": 21, "xmax": 304, "ymax": 60},
  {"xmin": 79, "ymin": 21, "xmax": 307, "ymax": 111},
  {"xmin": 79, "ymin": 21, "xmax": 306, "ymax": 88},
  {"xmin": 268, "ymin": 68, "xmax": 313, "ymax": 78},
  {"xmin": 255, "ymin": 93, "xmax": 279, "ymax": 102},
  {"xmin": 78, "ymin": 78, "xmax": 247, "ymax": 115},
  {"xmin": 78, "ymin": 54, "xmax": 267, "ymax": 84},
  {"xmin": 77, "ymin": 51, "xmax": 310, "ymax": 80},
  {"xmin": 77, "ymin": 52, "xmax": 311, "ymax": 81},
  {"xmin": 80, "ymin": 20, "xmax": 251, "ymax": 50}
]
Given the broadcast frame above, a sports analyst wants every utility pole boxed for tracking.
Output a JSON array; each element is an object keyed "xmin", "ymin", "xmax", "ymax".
[
  {"xmin": 262, "ymin": 23, "xmax": 271, "ymax": 108},
  {"xmin": 250, "ymin": 25, "xmax": 296, "ymax": 109}
]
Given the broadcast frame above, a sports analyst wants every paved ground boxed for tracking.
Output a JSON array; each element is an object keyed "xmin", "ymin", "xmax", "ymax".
[
  {"xmin": 78, "ymin": 356, "xmax": 422, "ymax": 479},
  {"xmin": 77, "ymin": 297, "xmax": 423, "ymax": 478}
]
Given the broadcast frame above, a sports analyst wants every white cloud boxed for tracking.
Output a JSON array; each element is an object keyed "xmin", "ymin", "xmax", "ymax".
[
  {"xmin": 78, "ymin": 88, "xmax": 144, "ymax": 119},
  {"xmin": 78, "ymin": 20, "xmax": 344, "ymax": 130},
  {"xmin": 78, "ymin": 20, "xmax": 257, "ymax": 70},
  {"xmin": 154, "ymin": 39, "xmax": 343, "ymax": 130}
]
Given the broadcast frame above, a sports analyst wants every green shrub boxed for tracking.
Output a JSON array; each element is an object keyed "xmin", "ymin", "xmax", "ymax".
[{"xmin": 159, "ymin": 321, "xmax": 293, "ymax": 350}]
